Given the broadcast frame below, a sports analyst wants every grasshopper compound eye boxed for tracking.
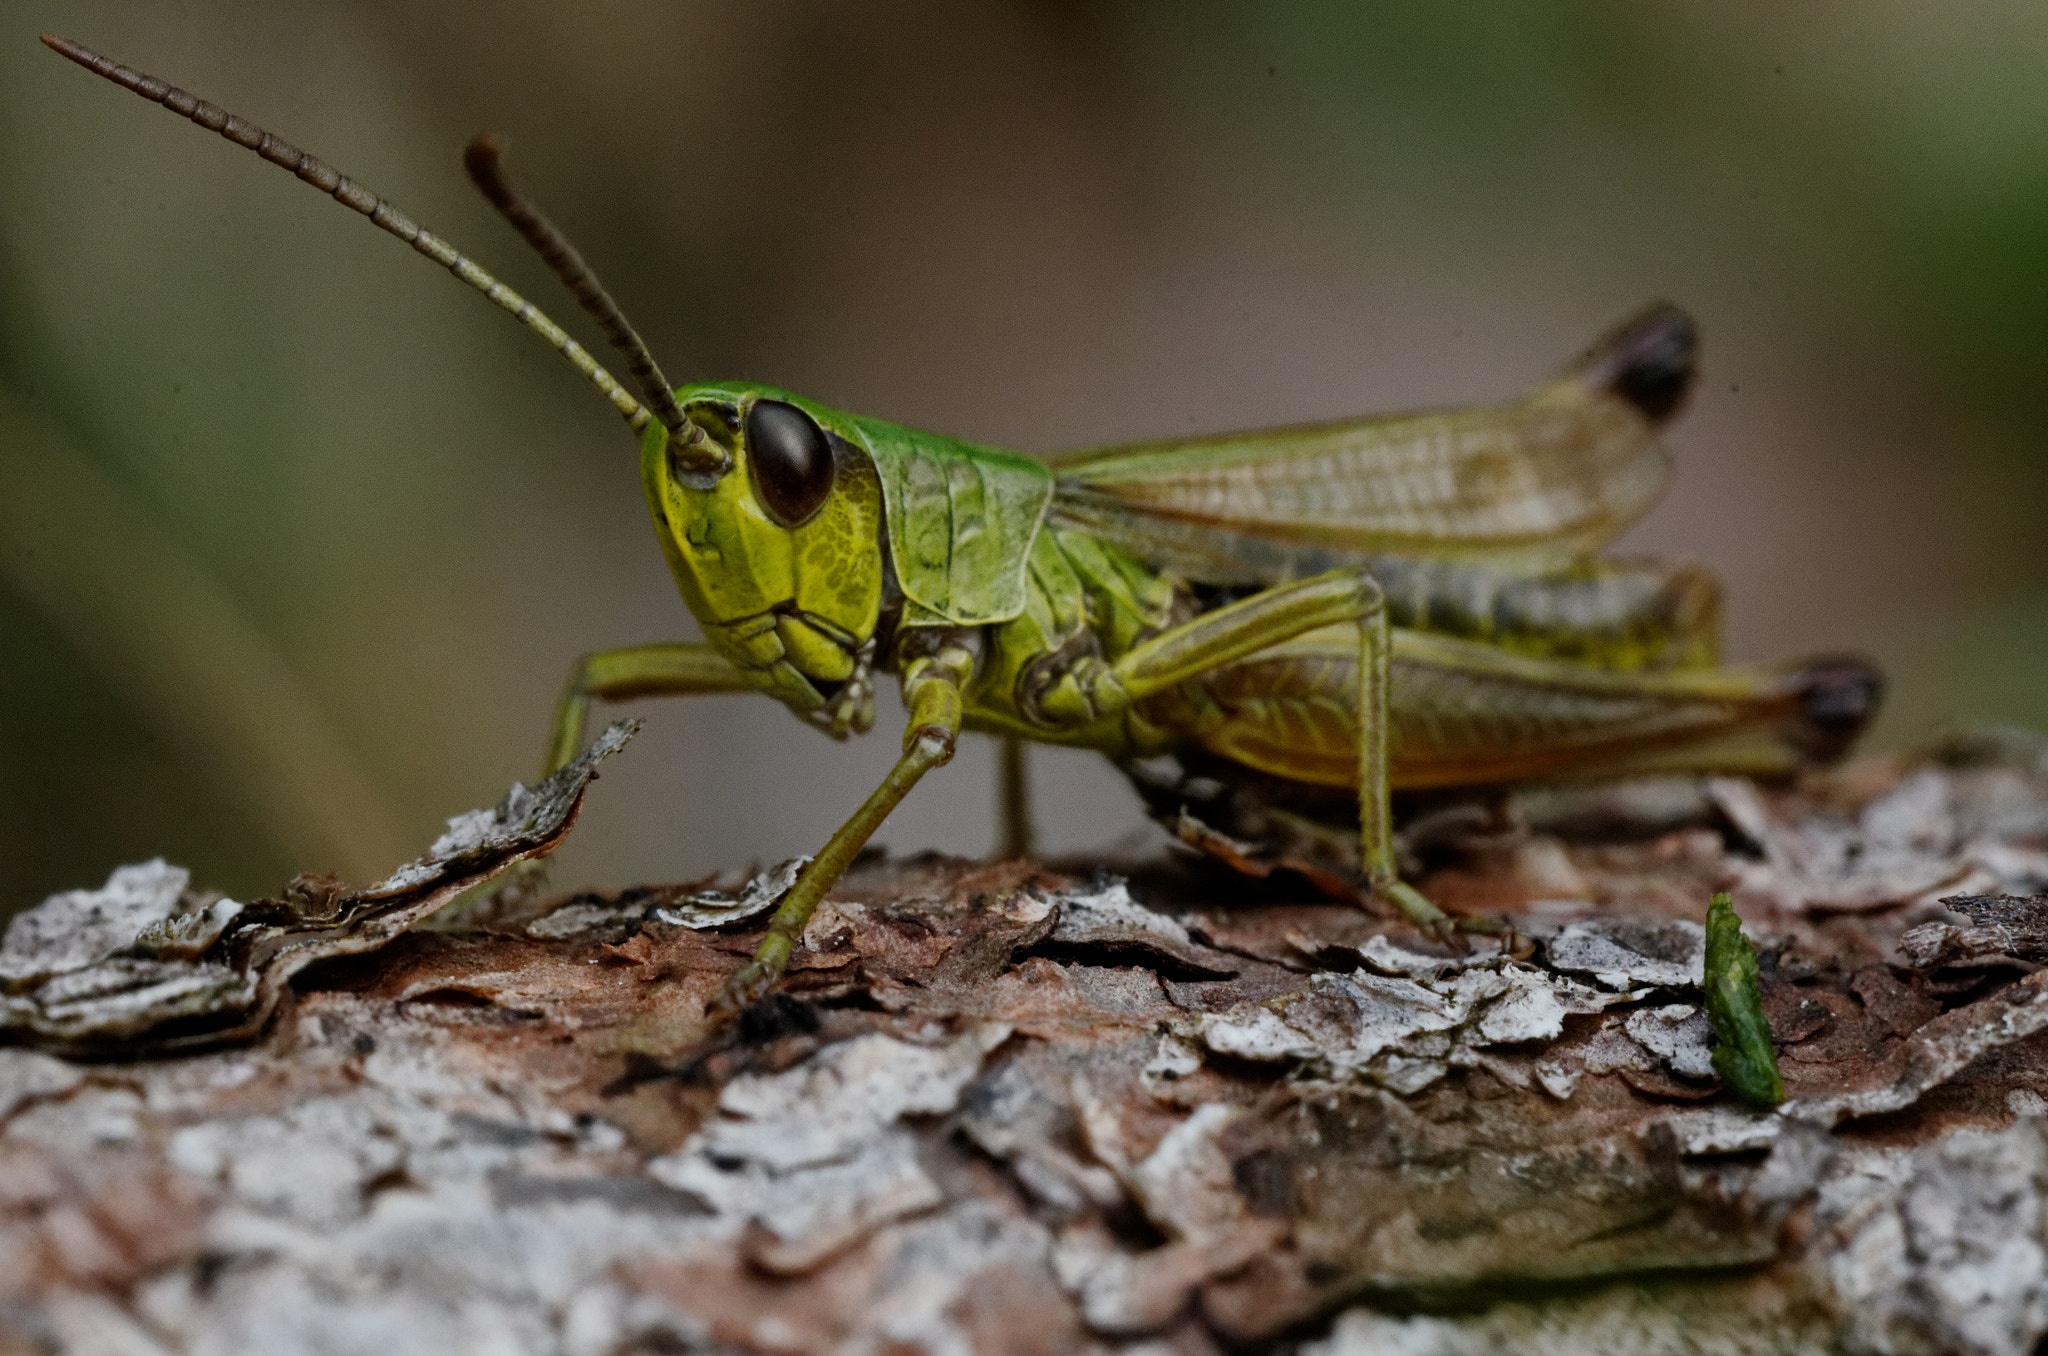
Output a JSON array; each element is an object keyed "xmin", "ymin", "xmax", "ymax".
[{"xmin": 746, "ymin": 399, "xmax": 835, "ymax": 527}]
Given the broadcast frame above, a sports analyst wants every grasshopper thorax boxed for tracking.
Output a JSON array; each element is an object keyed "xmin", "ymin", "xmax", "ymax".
[{"xmin": 641, "ymin": 383, "xmax": 887, "ymax": 738}]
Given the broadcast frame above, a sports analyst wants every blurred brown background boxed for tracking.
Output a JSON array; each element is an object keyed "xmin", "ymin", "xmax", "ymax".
[{"xmin": 3, "ymin": 2, "xmax": 2045, "ymax": 916}]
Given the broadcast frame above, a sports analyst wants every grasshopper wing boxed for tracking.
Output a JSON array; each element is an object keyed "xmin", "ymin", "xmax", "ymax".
[{"xmin": 1049, "ymin": 304, "xmax": 1694, "ymax": 583}]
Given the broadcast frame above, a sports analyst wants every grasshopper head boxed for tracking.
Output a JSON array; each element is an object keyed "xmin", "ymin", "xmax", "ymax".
[{"xmin": 641, "ymin": 383, "xmax": 886, "ymax": 738}]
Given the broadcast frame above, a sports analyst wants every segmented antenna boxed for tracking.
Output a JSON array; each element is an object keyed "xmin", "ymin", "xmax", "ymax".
[
  {"xmin": 463, "ymin": 136, "xmax": 709, "ymax": 464},
  {"xmin": 39, "ymin": 33, "xmax": 654, "ymax": 437}
]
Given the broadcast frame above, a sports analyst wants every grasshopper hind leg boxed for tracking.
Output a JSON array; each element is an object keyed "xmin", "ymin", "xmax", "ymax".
[
  {"xmin": 1348, "ymin": 578, "xmax": 1454, "ymax": 932},
  {"xmin": 1090, "ymin": 568, "xmax": 1452, "ymax": 933},
  {"xmin": 1145, "ymin": 625, "xmax": 1882, "ymax": 916}
]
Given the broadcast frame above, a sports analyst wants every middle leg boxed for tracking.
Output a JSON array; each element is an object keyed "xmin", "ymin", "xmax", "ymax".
[{"xmin": 996, "ymin": 736, "xmax": 1035, "ymax": 860}]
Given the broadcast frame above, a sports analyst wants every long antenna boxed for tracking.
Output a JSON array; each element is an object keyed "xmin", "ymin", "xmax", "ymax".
[
  {"xmin": 40, "ymin": 34, "xmax": 655, "ymax": 438},
  {"xmin": 463, "ymin": 139, "xmax": 701, "ymax": 446}
]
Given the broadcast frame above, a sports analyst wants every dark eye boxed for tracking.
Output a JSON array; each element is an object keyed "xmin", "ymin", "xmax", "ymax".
[{"xmin": 745, "ymin": 399, "xmax": 835, "ymax": 527}]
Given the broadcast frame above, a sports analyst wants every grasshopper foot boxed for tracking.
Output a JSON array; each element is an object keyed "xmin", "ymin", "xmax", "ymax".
[
  {"xmin": 708, "ymin": 953, "xmax": 785, "ymax": 1027},
  {"xmin": 1377, "ymin": 878, "xmax": 1452, "ymax": 934},
  {"xmin": 1443, "ymin": 911, "xmax": 1535, "ymax": 958},
  {"xmin": 1381, "ymin": 883, "xmax": 1461, "ymax": 950},
  {"xmin": 1375, "ymin": 879, "xmax": 1521, "ymax": 954}
]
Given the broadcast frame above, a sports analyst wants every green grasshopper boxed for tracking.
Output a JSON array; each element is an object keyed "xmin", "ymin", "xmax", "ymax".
[{"xmin": 44, "ymin": 36, "xmax": 1880, "ymax": 1015}]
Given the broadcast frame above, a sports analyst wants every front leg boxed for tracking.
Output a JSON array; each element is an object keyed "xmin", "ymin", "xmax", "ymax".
[
  {"xmin": 540, "ymin": 641, "xmax": 758, "ymax": 776},
  {"xmin": 712, "ymin": 638, "xmax": 975, "ymax": 1016},
  {"xmin": 466, "ymin": 643, "xmax": 757, "ymax": 912},
  {"xmin": 1088, "ymin": 570, "xmax": 1449, "ymax": 932}
]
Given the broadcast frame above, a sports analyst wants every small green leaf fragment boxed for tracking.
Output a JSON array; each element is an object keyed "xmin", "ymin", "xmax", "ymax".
[{"xmin": 1703, "ymin": 892, "xmax": 1784, "ymax": 1107}]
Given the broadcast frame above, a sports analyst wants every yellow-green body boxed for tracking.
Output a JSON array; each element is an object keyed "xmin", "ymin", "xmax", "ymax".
[
  {"xmin": 630, "ymin": 355, "xmax": 1839, "ymax": 802},
  {"xmin": 46, "ymin": 31, "xmax": 1882, "ymax": 1017},
  {"xmin": 593, "ymin": 316, "xmax": 1876, "ymax": 1012}
]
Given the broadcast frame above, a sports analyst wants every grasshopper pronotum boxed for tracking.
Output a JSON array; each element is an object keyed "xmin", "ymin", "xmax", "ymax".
[{"xmin": 43, "ymin": 35, "xmax": 1880, "ymax": 1015}]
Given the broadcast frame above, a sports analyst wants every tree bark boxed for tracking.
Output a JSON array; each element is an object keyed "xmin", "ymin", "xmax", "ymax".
[{"xmin": 4, "ymin": 726, "xmax": 2048, "ymax": 1355}]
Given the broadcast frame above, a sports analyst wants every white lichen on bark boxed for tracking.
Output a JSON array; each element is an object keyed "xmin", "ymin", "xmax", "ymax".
[{"xmin": 3, "ymin": 731, "xmax": 2048, "ymax": 1354}]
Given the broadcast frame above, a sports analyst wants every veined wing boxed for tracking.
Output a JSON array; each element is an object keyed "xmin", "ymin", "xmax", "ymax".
[{"xmin": 1049, "ymin": 304, "xmax": 1695, "ymax": 581}]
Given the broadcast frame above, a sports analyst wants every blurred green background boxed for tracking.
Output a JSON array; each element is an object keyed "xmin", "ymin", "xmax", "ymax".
[{"xmin": 3, "ymin": 2, "xmax": 2046, "ymax": 916}]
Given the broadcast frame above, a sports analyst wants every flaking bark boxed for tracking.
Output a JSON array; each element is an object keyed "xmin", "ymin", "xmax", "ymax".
[{"xmin": 3, "ymin": 729, "xmax": 2048, "ymax": 1354}]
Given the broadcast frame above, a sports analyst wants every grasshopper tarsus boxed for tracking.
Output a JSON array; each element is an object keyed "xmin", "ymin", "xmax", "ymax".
[
  {"xmin": 707, "ymin": 961, "xmax": 777, "ymax": 1030},
  {"xmin": 736, "ymin": 993, "xmax": 822, "ymax": 1045}
]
